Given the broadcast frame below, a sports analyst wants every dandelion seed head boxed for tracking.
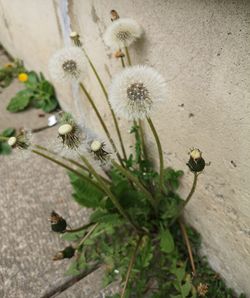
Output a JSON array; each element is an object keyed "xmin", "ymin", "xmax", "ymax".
[
  {"xmin": 49, "ymin": 47, "xmax": 87, "ymax": 83},
  {"xmin": 104, "ymin": 18, "xmax": 143, "ymax": 49},
  {"xmin": 190, "ymin": 148, "xmax": 202, "ymax": 160},
  {"xmin": 90, "ymin": 140, "xmax": 102, "ymax": 152},
  {"xmin": 109, "ymin": 65, "xmax": 166, "ymax": 120}
]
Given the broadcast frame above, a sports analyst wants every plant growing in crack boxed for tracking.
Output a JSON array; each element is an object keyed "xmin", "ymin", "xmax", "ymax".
[{"xmin": 8, "ymin": 10, "xmax": 245, "ymax": 298}]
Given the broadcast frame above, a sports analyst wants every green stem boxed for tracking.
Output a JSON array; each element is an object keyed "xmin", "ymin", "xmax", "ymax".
[
  {"xmin": 79, "ymin": 154, "xmax": 140, "ymax": 232},
  {"xmin": 125, "ymin": 46, "xmax": 132, "ymax": 66},
  {"xmin": 139, "ymin": 119, "xmax": 148, "ymax": 160},
  {"xmin": 79, "ymin": 82, "xmax": 124, "ymax": 166},
  {"xmin": 121, "ymin": 235, "xmax": 143, "ymax": 298},
  {"xmin": 169, "ymin": 173, "xmax": 198, "ymax": 226},
  {"xmin": 82, "ymin": 49, "xmax": 127, "ymax": 161},
  {"xmin": 0, "ymin": 136, "xmax": 8, "ymax": 141},
  {"xmin": 121, "ymin": 56, "xmax": 126, "ymax": 68},
  {"xmin": 35, "ymin": 144, "xmax": 111, "ymax": 185},
  {"xmin": 112, "ymin": 161, "xmax": 156, "ymax": 209},
  {"xmin": 65, "ymin": 222, "xmax": 96, "ymax": 233},
  {"xmin": 32, "ymin": 149, "xmax": 104, "ymax": 193},
  {"xmin": 146, "ymin": 117, "xmax": 165, "ymax": 192},
  {"xmin": 77, "ymin": 223, "xmax": 98, "ymax": 248}
]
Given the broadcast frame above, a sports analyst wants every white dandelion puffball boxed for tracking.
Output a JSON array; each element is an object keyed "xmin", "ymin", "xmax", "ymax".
[
  {"xmin": 49, "ymin": 47, "xmax": 87, "ymax": 83},
  {"xmin": 109, "ymin": 65, "xmax": 167, "ymax": 120},
  {"xmin": 104, "ymin": 18, "xmax": 143, "ymax": 49}
]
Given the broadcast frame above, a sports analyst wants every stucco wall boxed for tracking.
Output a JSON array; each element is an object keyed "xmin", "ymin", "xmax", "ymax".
[{"xmin": 0, "ymin": 0, "xmax": 250, "ymax": 295}]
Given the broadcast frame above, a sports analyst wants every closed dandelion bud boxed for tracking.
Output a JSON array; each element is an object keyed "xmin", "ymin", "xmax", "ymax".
[
  {"xmin": 49, "ymin": 211, "xmax": 67, "ymax": 233},
  {"xmin": 53, "ymin": 246, "xmax": 75, "ymax": 261},
  {"xmin": 187, "ymin": 148, "xmax": 205, "ymax": 173}
]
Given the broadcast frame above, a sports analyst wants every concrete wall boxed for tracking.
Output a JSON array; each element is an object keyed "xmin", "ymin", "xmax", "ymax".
[{"xmin": 0, "ymin": 0, "xmax": 250, "ymax": 295}]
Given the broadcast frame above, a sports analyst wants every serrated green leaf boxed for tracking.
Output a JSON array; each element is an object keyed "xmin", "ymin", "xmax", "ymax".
[
  {"xmin": 160, "ymin": 228, "xmax": 175, "ymax": 254},
  {"xmin": 2, "ymin": 127, "xmax": 15, "ymax": 137},
  {"xmin": 68, "ymin": 172, "xmax": 104, "ymax": 208},
  {"xmin": 7, "ymin": 89, "xmax": 32, "ymax": 112},
  {"xmin": 90, "ymin": 209, "xmax": 122, "ymax": 225},
  {"xmin": 26, "ymin": 71, "xmax": 38, "ymax": 84}
]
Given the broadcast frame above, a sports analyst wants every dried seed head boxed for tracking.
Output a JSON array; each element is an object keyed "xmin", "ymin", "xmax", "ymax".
[
  {"xmin": 70, "ymin": 31, "xmax": 79, "ymax": 38},
  {"xmin": 197, "ymin": 283, "xmax": 208, "ymax": 297},
  {"xmin": 187, "ymin": 148, "xmax": 205, "ymax": 173},
  {"xmin": 114, "ymin": 49, "xmax": 125, "ymax": 58},
  {"xmin": 58, "ymin": 124, "xmax": 73, "ymax": 136},
  {"xmin": 110, "ymin": 10, "xmax": 120, "ymax": 21},
  {"xmin": 49, "ymin": 211, "xmax": 67, "ymax": 233},
  {"xmin": 90, "ymin": 140, "xmax": 102, "ymax": 152},
  {"xmin": 8, "ymin": 136, "xmax": 17, "ymax": 147},
  {"xmin": 53, "ymin": 246, "xmax": 75, "ymax": 261},
  {"xmin": 190, "ymin": 148, "xmax": 202, "ymax": 160}
]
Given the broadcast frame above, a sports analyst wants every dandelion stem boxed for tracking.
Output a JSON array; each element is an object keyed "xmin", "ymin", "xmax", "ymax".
[
  {"xmin": 179, "ymin": 220, "xmax": 196, "ymax": 275},
  {"xmin": 32, "ymin": 149, "xmax": 104, "ymax": 193},
  {"xmin": 34, "ymin": 144, "xmax": 111, "ymax": 185},
  {"xmin": 79, "ymin": 82, "xmax": 124, "ymax": 166},
  {"xmin": 146, "ymin": 117, "xmax": 165, "ymax": 192},
  {"xmin": 139, "ymin": 119, "xmax": 148, "ymax": 160},
  {"xmin": 82, "ymin": 49, "xmax": 127, "ymax": 161},
  {"xmin": 65, "ymin": 222, "xmax": 96, "ymax": 233},
  {"xmin": 77, "ymin": 223, "xmax": 99, "ymax": 248},
  {"xmin": 0, "ymin": 136, "xmax": 8, "ymax": 141},
  {"xmin": 169, "ymin": 173, "xmax": 198, "ymax": 226},
  {"xmin": 121, "ymin": 56, "xmax": 126, "ymax": 68},
  {"xmin": 121, "ymin": 234, "xmax": 143, "ymax": 298},
  {"xmin": 79, "ymin": 154, "xmax": 140, "ymax": 232},
  {"xmin": 125, "ymin": 46, "xmax": 132, "ymax": 66},
  {"xmin": 112, "ymin": 160, "xmax": 156, "ymax": 209}
]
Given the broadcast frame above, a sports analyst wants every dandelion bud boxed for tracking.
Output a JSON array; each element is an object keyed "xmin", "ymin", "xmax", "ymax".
[
  {"xmin": 49, "ymin": 211, "xmax": 67, "ymax": 233},
  {"xmin": 110, "ymin": 10, "xmax": 120, "ymax": 21},
  {"xmin": 187, "ymin": 148, "xmax": 206, "ymax": 173},
  {"xmin": 53, "ymin": 246, "xmax": 75, "ymax": 261},
  {"xmin": 114, "ymin": 49, "xmax": 125, "ymax": 58}
]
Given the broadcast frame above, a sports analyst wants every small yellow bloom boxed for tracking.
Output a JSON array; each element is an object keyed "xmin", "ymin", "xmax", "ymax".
[
  {"xmin": 4, "ymin": 63, "xmax": 14, "ymax": 68},
  {"xmin": 18, "ymin": 73, "xmax": 28, "ymax": 82}
]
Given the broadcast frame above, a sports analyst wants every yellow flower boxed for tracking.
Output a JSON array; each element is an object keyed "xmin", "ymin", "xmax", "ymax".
[
  {"xmin": 4, "ymin": 63, "xmax": 14, "ymax": 68},
  {"xmin": 18, "ymin": 73, "xmax": 28, "ymax": 82}
]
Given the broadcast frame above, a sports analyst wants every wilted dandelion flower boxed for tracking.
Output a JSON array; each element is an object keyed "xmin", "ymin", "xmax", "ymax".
[
  {"xmin": 104, "ymin": 18, "xmax": 143, "ymax": 49},
  {"xmin": 48, "ymin": 47, "xmax": 87, "ymax": 83},
  {"xmin": 109, "ymin": 65, "xmax": 166, "ymax": 120}
]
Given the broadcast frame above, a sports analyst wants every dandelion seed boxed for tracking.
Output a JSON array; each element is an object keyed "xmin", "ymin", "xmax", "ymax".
[
  {"xmin": 104, "ymin": 18, "xmax": 143, "ymax": 49},
  {"xmin": 48, "ymin": 47, "xmax": 87, "ymax": 83},
  {"xmin": 109, "ymin": 65, "xmax": 166, "ymax": 120}
]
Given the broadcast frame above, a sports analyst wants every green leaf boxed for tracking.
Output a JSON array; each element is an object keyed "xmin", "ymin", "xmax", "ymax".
[
  {"xmin": 68, "ymin": 172, "xmax": 105, "ymax": 208},
  {"xmin": 26, "ymin": 71, "xmax": 38, "ymax": 84},
  {"xmin": 181, "ymin": 281, "xmax": 192, "ymax": 297},
  {"xmin": 7, "ymin": 89, "xmax": 32, "ymax": 112},
  {"xmin": 160, "ymin": 228, "xmax": 175, "ymax": 253},
  {"xmin": 2, "ymin": 127, "xmax": 16, "ymax": 137},
  {"xmin": 0, "ymin": 142, "xmax": 11, "ymax": 155},
  {"xmin": 90, "ymin": 209, "xmax": 122, "ymax": 225},
  {"xmin": 61, "ymin": 229, "xmax": 86, "ymax": 241}
]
